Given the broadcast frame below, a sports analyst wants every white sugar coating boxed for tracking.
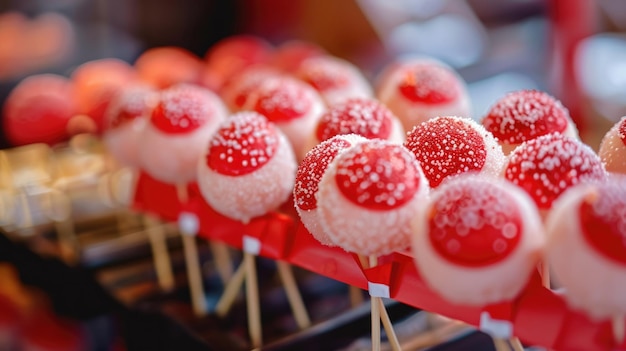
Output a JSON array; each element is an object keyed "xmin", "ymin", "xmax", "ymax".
[
  {"xmin": 103, "ymin": 118, "xmax": 147, "ymax": 168},
  {"xmin": 296, "ymin": 56, "xmax": 373, "ymax": 107},
  {"xmin": 137, "ymin": 88, "xmax": 228, "ymax": 184},
  {"xmin": 103, "ymin": 85, "xmax": 157, "ymax": 167},
  {"xmin": 317, "ymin": 140, "xmax": 429, "ymax": 256},
  {"xmin": 599, "ymin": 116, "xmax": 626, "ymax": 174},
  {"xmin": 412, "ymin": 175, "xmax": 544, "ymax": 306},
  {"xmin": 158, "ymin": 84, "xmax": 217, "ymax": 128},
  {"xmin": 294, "ymin": 134, "xmax": 367, "ymax": 246},
  {"xmin": 406, "ymin": 116, "xmax": 506, "ymax": 187},
  {"xmin": 504, "ymin": 133, "xmax": 607, "ymax": 209},
  {"xmin": 243, "ymin": 76, "xmax": 325, "ymax": 160},
  {"xmin": 198, "ymin": 132, "xmax": 296, "ymax": 223},
  {"xmin": 377, "ymin": 58, "xmax": 471, "ymax": 132},
  {"xmin": 499, "ymin": 122, "xmax": 579, "ymax": 155},
  {"xmin": 302, "ymin": 101, "xmax": 405, "ymax": 157},
  {"xmin": 546, "ymin": 180, "xmax": 626, "ymax": 319}
]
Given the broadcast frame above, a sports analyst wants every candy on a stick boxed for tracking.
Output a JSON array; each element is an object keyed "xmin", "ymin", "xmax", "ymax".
[
  {"xmin": 546, "ymin": 177, "xmax": 626, "ymax": 344},
  {"xmin": 138, "ymin": 84, "xmax": 228, "ymax": 184},
  {"xmin": 3, "ymin": 74, "xmax": 76, "ymax": 146},
  {"xmin": 138, "ymin": 83, "xmax": 227, "ymax": 315},
  {"xmin": 135, "ymin": 47, "xmax": 203, "ymax": 89},
  {"xmin": 504, "ymin": 133, "xmax": 607, "ymax": 212},
  {"xmin": 317, "ymin": 139, "xmax": 429, "ymax": 351},
  {"xmin": 377, "ymin": 58, "xmax": 471, "ymax": 132},
  {"xmin": 318, "ymin": 139, "xmax": 429, "ymax": 256},
  {"xmin": 303, "ymin": 98, "xmax": 404, "ymax": 156},
  {"xmin": 102, "ymin": 84, "xmax": 175, "ymax": 291},
  {"xmin": 481, "ymin": 90, "xmax": 579, "ymax": 155},
  {"xmin": 404, "ymin": 116, "xmax": 505, "ymax": 188},
  {"xmin": 598, "ymin": 116, "xmax": 626, "ymax": 174},
  {"xmin": 198, "ymin": 111, "xmax": 296, "ymax": 223},
  {"xmin": 198, "ymin": 111, "xmax": 308, "ymax": 347},
  {"xmin": 294, "ymin": 134, "xmax": 367, "ymax": 246},
  {"xmin": 103, "ymin": 84, "xmax": 158, "ymax": 167},
  {"xmin": 295, "ymin": 55, "xmax": 372, "ymax": 107},
  {"xmin": 71, "ymin": 58, "xmax": 137, "ymax": 133},
  {"xmin": 242, "ymin": 76, "xmax": 325, "ymax": 158},
  {"xmin": 412, "ymin": 175, "xmax": 543, "ymax": 351}
]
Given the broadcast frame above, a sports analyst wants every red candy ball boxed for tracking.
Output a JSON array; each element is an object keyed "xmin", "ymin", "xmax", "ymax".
[
  {"xmin": 315, "ymin": 98, "xmax": 393, "ymax": 142},
  {"xmin": 206, "ymin": 111, "xmax": 279, "ymax": 176},
  {"xmin": 505, "ymin": 133, "xmax": 607, "ymax": 209},
  {"xmin": 335, "ymin": 141, "xmax": 421, "ymax": 211},
  {"xmin": 482, "ymin": 90, "xmax": 570, "ymax": 145},
  {"xmin": 397, "ymin": 63, "xmax": 460, "ymax": 104},
  {"xmin": 150, "ymin": 84, "xmax": 220, "ymax": 134},
  {"xmin": 428, "ymin": 180, "xmax": 524, "ymax": 267}
]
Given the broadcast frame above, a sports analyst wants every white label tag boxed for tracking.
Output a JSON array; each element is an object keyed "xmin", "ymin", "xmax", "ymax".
[
  {"xmin": 243, "ymin": 235, "xmax": 261, "ymax": 255},
  {"xmin": 368, "ymin": 282, "xmax": 390, "ymax": 298},
  {"xmin": 479, "ymin": 311, "xmax": 513, "ymax": 339},
  {"xmin": 178, "ymin": 212, "xmax": 199, "ymax": 236}
]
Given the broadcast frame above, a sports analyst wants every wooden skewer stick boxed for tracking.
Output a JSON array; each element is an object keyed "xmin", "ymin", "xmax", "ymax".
[
  {"xmin": 215, "ymin": 261, "xmax": 246, "ymax": 317},
  {"xmin": 276, "ymin": 260, "xmax": 311, "ymax": 329},
  {"xmin": 349, "ymin": 286, "xmax": 364, "ymax": 307},
  {"xmin": 371, "ymin": 292, "xmax": 381, "ymax": 351},
  {"xmin": 369, "ymin": 255, "xmax": 381, "ymax": 351},
  {"xmin": 245, "ymin": 251, "xmax": 262, "ymax": 348},
  {"xmin": 210, "ymin": 241, "xmax": 233, "ymax": 284},
  {"xmin": 400, "ymin": 320, "xmax": 467, "ymax": 350},
  {"xmin": 510, "ymin": 337, "xmax": 525, "ymax": 351},
  {"xmin": 143, "ymin": 215, "xmax": 175, "ymax": 291},
  {"xmin": 492, "ymin": 337, "xmax": 510, "ymax": 351},
  {"xmin": 176, "ymin": 184, "xmax": 207, "ymax": 317},
  {"xmin": 378, "ymin": 299, "xmax": 401, "ymax": 351}
]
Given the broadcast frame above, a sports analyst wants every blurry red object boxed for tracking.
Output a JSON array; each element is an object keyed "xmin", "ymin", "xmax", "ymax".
[
  {"xmin": 204, "ymin": 35, "xmax": 273, "ymax": 90},
  {"xmin": 71, "ymin": 59, "xmax": 137, "ymax": 133},
  {"xmin": 271, "ymin": 40, "xmax": 326, "ymax": 73},
  {"xmin": 3, "ymin": 74, "xmax": 77, "ymax": 146},
  {"xmin": 135, "ymin": 47, "xmax": 203, "ymax": 90},
  {"xmin": 19, "ymin": 311, "xmax": 84, "ymax": 351}
]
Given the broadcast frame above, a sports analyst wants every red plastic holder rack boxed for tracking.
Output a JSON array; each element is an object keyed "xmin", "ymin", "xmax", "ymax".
[{"xmin": 132, "ymin": 171, "xmax": 623, "ymax": 351}]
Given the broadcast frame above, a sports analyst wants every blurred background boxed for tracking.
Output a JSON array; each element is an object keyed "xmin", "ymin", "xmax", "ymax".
[{"xmin": 0, "ymin": 0, "xmax": 624, "ymax": 148}]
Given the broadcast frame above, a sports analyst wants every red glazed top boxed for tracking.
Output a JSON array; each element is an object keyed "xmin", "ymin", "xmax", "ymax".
[
  {"xmin": 252, "ymin": 77, "xmax": 313, "ymax": 122},
  {"xmin": 206, "ymin": 112, "xmax": 279, "ymax": 176},
  {"xmin": 404, "ymin": 116, "xmax": 487, "ymax": 188},
  {"xmin": 505, "ymin": 133, "xmax": 607, "ymax": 209},
  {"xmin": 295, "ymin": 136, "xmax": 353, "ymax": 210},
  {"xmin": 335, "ymin": 140, "xmax": 422, "ymax": 211},
  {"xmin": 222, "ymin": 67, "xmax": 278, "ymax": 110},
  {"xmin": 106, "ymin": 85, "xmax": 156, "ymax": 129},
  {"xmin": 150, "ymin": 84, "xmax": 218, "ymax": 134},
  {"xmin": 579, "ymin": 181, "xmax": 626, "ymax": 265},
  {"xmin": 618, "ymin": 118, "xmax": 626, "ymax": 145},
  {"xmin": 315, "ymin": 98, "xmax": 393, "ymax": 142},
  {"xmin": 428, "ymin": 177, "xmax": 523, "ymax": 267},
  {"xmin": 397, "ymin": 62, "xmax": 460, "ymax": 104},
  {"xmin": 297, "ymin": 56, "xmax": 352, "ymax": 91},
  {"xmin": 482, "ymin": 90, "xmax": 570, "ymax": 145}
]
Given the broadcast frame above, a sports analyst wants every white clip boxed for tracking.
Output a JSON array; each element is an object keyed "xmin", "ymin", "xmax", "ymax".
[
  {"xmin": 243, "ymin": 235, "xmax": 261, "ymax": 255},
  {"xmin": 178, "ymin": 212, "xmax": 199, "ymax": 236},
  {"xmin": 368, "ymin": 282, "xmax": 390, "ymax": 298},
  {"xmin": 479, "ymin": 311, "xmax": 513, "ymax": 339}
]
